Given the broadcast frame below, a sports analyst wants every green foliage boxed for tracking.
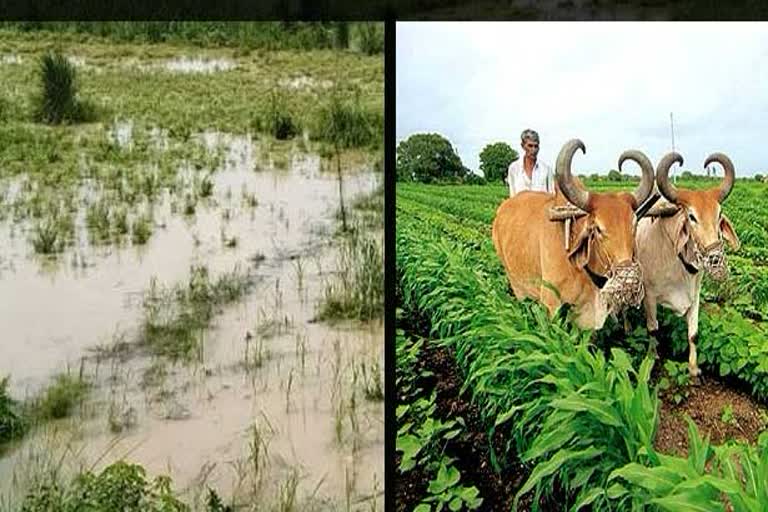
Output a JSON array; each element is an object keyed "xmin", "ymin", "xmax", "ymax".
[
  {"xmin": 19, "ymin": 460, "xmax": 188, "ymax": 511},
  {"xmin": 356, "ymin": 22, "xmax": 384, "ymax": 55},
  {"xmin": 479, "ymin": 142, "xmax": 518, "ymax": 183},
  {"xmin": 314, "ymin": 87, "xmax": 382, "ymax": 149},
  {"xmin": 607, "ymin": 169, "xmax": 622, "ymax": 181},
  {"xmin": 658, "ymin": 360, "xmax": 691, "ymax": 405},
  {"xmin": 610, "ymin": 419, "xmax": 768, "ymax": 510},
  {"xmin": 396, "ymin": 133, "xmax": 466, "ymax": 183},
  {"xmin": 132, "ymin": 214, "xmax": 153, "ymax": 245},
  {"xmin": 32, "ymin": 373, "xmax": 89, "ymax": 421},
  {"xmin": 0, "ymin": 376, "xmax": 28, "ymax": 447},
  {"xmin": 263, "ymin": 88, "xmax": 299, "ymax": 140},
  {"xmin": 142, "ymin": 265, "xmax": 252, "ymax": 359},
  {"xmin": 397, "ymin": 217, "xmax": 659, "ymax": 510},
  {"xmin": 34, "ymin": 51, "xmax": 96, "ymax": 125},
  {"xmin": 397, "ymin": 179, "xmax": 768, "ymax": 510},
  {"xmin": 417, "ymin": 462, "xmax": 483, "ymax": 512},
  {"xmin": 0, "ymin": 22, "xmax": 354, "ymax": 51},
  {"xmin": 334, "ymin": 22, "xmax": 350, "ymax": 49},
  {"xmin": 318, "ymin": 232, "xmax": 383, "ymax": 322}
]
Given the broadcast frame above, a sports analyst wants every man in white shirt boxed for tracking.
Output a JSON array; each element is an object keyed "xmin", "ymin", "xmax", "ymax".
[{"xmin": 506, "ymin": 129, "xmax": 555, "ymax": 197}]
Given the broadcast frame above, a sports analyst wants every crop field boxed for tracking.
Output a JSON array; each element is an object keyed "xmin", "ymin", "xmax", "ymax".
[
  {"xmin": 396, "ymin": 179, "xmax": 768, "ymax": 511},
  {"xmin": 0, "ymin": 23, "xmax": 383, "ymax": 511}
]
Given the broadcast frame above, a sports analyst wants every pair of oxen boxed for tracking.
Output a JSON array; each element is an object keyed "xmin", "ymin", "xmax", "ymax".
[{"xmin": 492, "ymin": 139, "xmax": 740, "ymax": 380}]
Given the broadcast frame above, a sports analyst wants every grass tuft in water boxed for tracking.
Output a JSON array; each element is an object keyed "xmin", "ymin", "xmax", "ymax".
[
  {"xmin": 141, "ymin": 265, "xmax": 253, "ymax": 360},
  {"xmin": 318, "ymin": 230, "xmax": 384, "ymax": 322},
  {"xmin": 30, "ymin": 372, "xmax": 89, "ymax": 421}
]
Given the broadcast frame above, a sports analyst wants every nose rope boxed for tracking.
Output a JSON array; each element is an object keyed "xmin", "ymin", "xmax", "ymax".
[{"xmin": 590, "ymin": 237, "xmax": 644, "ymax": 311}]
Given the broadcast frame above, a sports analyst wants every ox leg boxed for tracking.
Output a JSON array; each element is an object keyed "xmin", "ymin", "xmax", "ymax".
[
  {"xmin": 686, "ymin": 295, "xmax": 702, "ymax": 382},
  {"xmin": 643, "ymin": 296, "xmax": 659, "ymax": 359}
]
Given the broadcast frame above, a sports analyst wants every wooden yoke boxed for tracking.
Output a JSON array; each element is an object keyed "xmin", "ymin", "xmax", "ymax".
[{"xmin": 548, "ymin": 196, "xmax": 679, "ymax": 251}]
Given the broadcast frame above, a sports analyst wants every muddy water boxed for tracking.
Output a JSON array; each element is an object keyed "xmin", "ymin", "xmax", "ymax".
[{"xmin": 0, "ymin": 132, "xmax": 383, "ymax": 508}]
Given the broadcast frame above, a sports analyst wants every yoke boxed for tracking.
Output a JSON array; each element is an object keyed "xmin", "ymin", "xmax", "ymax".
[{"xmin": 547, "ymin": 193, "xmax": 680, "ymax": 251}]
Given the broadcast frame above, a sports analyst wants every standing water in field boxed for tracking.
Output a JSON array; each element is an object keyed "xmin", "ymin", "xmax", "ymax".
[{"xmin": 0, "ymin": 131, "xmax": 383, "ymax": 510}]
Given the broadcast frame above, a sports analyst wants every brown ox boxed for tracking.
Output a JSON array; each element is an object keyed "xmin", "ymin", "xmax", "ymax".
[
  {"xmin": 492, "ymin": 139, "xmax": 655, "ymax": 329},
  {"xmin": 637, "ymin": 152, "xmax": 740, "ymax": 379}
]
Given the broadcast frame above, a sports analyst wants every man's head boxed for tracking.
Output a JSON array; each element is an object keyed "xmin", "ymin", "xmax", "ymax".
[{"xmin": 521, "ymin": 129, "xmax": 540, "ymax": 159}]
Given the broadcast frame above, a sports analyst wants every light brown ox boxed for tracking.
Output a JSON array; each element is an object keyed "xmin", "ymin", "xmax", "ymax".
[
  {"xmin": 492, "ymin": 139, "xmax": 655, "ymax": 329},
  {"xmin": 636, "ymin": 152, "xmax": 740, "ymax": 379}
]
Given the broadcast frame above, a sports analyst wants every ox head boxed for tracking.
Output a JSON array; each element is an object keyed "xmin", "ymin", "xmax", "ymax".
[
  {"xmin": 557, "ymin": 139, "xmax": 655, "ymax": 311},
  {"xmin": 656, "ymin": 152, "xmax": 740, "ymax": 280}
]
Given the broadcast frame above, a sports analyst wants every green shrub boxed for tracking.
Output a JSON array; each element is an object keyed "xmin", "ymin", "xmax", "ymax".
[
  {"xmin": 34, "ymin": 51, "xmax": 97, "ymax": 125},
  {"xmin": 0, "ymin": 376, "xmax": 28, "ymax": 446},
  {"xmin": 20, "ymin": 460, "xmax": 187, "ymax": 511},
  {"xmin": 32, "ymin": 373, "xmax": 89, "ymax": 421}
]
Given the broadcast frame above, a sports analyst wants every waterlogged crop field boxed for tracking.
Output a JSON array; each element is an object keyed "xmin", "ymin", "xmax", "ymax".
[
  {"xmin": 396, "ymin": 180, "xmax": 768, "ymax": 511},
  {"xmin": 0, "ymin": 26, "xmax": 383, "ymax": 511}
]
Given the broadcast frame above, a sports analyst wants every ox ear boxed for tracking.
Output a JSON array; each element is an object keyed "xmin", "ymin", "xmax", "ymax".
[
  {"xmin": 720, "ymin": 213, "xmax": 741, "ymax": 251},
  {"xmin": 673, "ymin": 214, "xmax": 699, "ymax": 267},
  {"xmin": 567, "ymin": 223, "xmax": 593, "ymax": 268}
]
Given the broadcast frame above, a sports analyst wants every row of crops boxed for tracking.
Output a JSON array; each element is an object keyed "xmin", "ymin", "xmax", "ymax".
[{"xmin": 396, "ymin": 181, "xmax": 768, "ymax": 510}]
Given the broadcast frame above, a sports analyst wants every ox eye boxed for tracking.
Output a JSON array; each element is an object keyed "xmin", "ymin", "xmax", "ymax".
[{"xmin": 688, "ymin": 212, "xmax": 697, "ymax": 223}]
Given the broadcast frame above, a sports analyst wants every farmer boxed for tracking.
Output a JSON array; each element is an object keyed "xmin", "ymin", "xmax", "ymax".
[{"xmin": 506, "ymin": 129, "xmax": 555, "ymax": 197}]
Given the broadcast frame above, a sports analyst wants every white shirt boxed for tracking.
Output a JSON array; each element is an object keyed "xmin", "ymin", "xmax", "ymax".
[{"xmin": 506, "ymin": 157, "xmax": 555, "ymax": 197}]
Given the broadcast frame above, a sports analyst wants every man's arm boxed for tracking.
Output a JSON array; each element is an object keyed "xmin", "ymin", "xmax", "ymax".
[{"xmin": 507, "ymin": 162, "xmax": 516, "ymax": 197}]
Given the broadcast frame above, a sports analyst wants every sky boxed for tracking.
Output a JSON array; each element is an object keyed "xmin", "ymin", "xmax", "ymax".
[{"xmin": 396, "ymin": 22, "xmax": 768, "ymax": 177}]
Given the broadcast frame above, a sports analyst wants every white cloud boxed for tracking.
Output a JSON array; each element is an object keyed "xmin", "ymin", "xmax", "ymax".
[{"xmin": 396, "ymin": 22, "xmax": 768, "ymax": 176}]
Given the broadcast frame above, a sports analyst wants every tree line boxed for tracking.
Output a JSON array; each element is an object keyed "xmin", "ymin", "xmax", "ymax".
[{"xmin": 397, "ymin": 133, "xmax": 765, "ymax": 185}]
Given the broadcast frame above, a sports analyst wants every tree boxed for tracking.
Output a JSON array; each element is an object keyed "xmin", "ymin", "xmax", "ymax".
[
  {"xmin": 681, "ymin": 170, "xmax": 694, "ymax": 180},
  {"xmin": 396, "ymin": 133, "xmax": 465, "ymax": 183},
  {"xmin": 479, "ymin": 142, "xmax": 518, "ymax": 183},
  {"xmin": 755, "ymin": 174, "xmax": 764, "ymax": 182},
  {"xmin": 607, "ymin": 169, "xmax": 622, "ymax": 181}
]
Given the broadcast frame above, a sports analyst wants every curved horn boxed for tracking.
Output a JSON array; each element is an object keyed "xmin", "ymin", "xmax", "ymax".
[
  {"xmin": 703, "ymin": 153, "xmax": 735, "ymax": 203},
  {"xmin": 556, "ymin": 139, "xmax": 590, "ymax": 211},
  {"xmin": 618, "ymin": 150, "xmax": 655, "ymax": 208},
  {"xmin": 656, "ymin": 152, "xmax": 684, "ymax": 204}
]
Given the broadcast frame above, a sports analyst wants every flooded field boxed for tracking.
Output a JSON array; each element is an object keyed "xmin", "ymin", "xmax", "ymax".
[{"xmin": 0, "ymin": 26, "xmax": 383, "ymax": 511}]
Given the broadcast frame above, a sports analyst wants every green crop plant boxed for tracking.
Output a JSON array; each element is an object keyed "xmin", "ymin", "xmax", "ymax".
[{"xmin": 658, "ymin": 360, "xmax": 692, "ymax": 405}]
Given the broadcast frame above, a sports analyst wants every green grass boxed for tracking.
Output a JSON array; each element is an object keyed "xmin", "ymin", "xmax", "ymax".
[{"xmin": 318, "ymin": 229, "xmax": 384, "ymax": 323}]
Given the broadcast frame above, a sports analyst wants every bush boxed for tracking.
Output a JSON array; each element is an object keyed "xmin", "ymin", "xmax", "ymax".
[
  {"xmin": 356, "ymin": 22, "xmax": 384, "ymax": 55},
  {"xmin": 0, "ymin": 376, "xmax": 28, "ymax": 447},
  {"xmin": 34, "ymin": 51, "xmax": 97, "ymax": 125},
  {"xmin": 314, "ymin": 88, "xmax": 382, "ymax": 149},
  {"xmin": 262, "ymin": 88, "xmax": 300, "ymax": 140},
  {"xmin": 20, "ymin": 461, "xmax": 188, "ymax": 512},
  {"xmin": 32, "ymin": 373, "xmax": 89, "ymax": 421}
]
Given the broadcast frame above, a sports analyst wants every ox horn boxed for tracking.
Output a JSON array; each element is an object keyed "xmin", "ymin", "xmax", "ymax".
[
  {"xmin": 656, "ymin": 152, "xmax": 684, "ymax": 204},
  {"xmin": 556, "ymin": 139, "xmax": 590, "ymax": 211},
  {"xmin": 704, "ymin": 153, "xmax": 735, "ymax": 203},
  {"xmin": 618, "ymin": 150, "xmax": 655, "ymax": 209}
]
